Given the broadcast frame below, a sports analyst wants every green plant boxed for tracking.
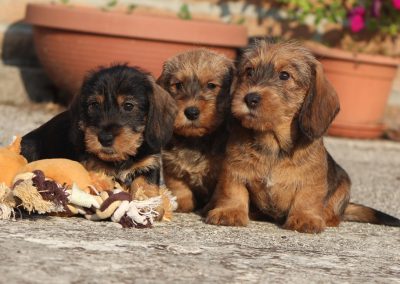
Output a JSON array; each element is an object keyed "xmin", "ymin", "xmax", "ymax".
[
  {"xmin": 279, "ymin": 0, "xmax": 347, "ymax": 25},
  {"xmin": 278, "ymin": 0, "xmax": 400, "ymax": 36},
  {"xmin": 177, "ymin": 4, "xmax": 192, "ymax": 20},
  {"xmin": 126, "ymin": 4, "xmax": 137, "ymax": 14}
]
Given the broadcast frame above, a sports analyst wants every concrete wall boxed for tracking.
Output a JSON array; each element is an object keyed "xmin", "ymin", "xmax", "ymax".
[
  {"xmin": 0, "ymin": 0, "xmax": 247, "ymax": 105},
  {"xmin": 0, "ymin": 0, "xmax": 226, "ymax": 105},
  {"xmin": 0, "ymin": 0, "xmax": 399, "ymax": 106},
  {"xmin": 1, "ymin": 0, "xmax": 53, "ymax": 104},
  {"xmin": 389, "ymin": 69, "xmax": 400, "ymax": 106}
]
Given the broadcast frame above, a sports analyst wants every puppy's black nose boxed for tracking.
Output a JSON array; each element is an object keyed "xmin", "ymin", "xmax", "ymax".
[
  {"xmin": 184, "ymin": 106, "xmax": 200, "ymax": 121},
  {"xmin": 98, "ymin": 132, "xmax": 114, "ymax": 147},
  {"xmin": 244, "ymin": 92, "xmax": 261, "ymax": 108}
]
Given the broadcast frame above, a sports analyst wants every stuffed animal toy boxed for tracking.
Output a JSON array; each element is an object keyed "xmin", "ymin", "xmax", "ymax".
[{"xmin": 0, "ymin": 137, "xmax": 176, "ymax": 228}]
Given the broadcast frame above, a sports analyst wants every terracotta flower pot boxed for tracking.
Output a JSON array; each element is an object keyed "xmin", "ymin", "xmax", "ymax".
[
  {"xmin": 307, "ymin": 42, "xmax": 400, "ymax": 139},
  {"xmin": 25, "ymin": 4, "xmax": 247, "ymax": 102}
]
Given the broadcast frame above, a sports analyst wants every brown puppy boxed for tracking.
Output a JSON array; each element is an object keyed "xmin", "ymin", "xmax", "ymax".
[
  {"xmin": 158, "ymin": 49, "xmax": 235, "ymax": 212},
  {"xmin": 206, "ymin": 40, "xmax": 400, "ymax": 233}
]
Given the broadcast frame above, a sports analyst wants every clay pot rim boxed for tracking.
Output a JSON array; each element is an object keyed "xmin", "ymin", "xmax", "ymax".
[
  {"xmin": 305, "ymin": 41, "xmax": 400, "ymax": 67},
  {"xmin": 331, "ymin": 121, "xmax": 385, "ymax": 130},
  {"xmin": 25, "ymin": 3, "xmax": 247, "ymax": 48},
  {"xmin": 329, "ymin": 122, "xmax": 385, "ymax": 139}
]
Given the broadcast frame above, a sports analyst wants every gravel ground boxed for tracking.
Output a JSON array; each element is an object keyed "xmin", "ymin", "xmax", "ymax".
[{"xmin": 0, "ymin": 103, "xmax": 399, "ymax": 284}]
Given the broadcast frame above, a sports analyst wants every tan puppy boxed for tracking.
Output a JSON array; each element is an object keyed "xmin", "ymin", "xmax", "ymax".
[
  {"xmin": 206, "ymin": 40, "xmax": 400, "ymax": 233},
  {"xmin": 158, "ymin": 49, "xmax": 234, "ymax": 212}
]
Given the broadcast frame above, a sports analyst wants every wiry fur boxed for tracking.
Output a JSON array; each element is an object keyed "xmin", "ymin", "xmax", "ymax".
[
  {"xmin": 83, "ymin": 126, "xmax": 144, "ymax": 162},
  {"xmin": 206, "ymin": 40, "xmax": 400, "ymax": 232},
  {"xmin": 158, "ymin": 49, "xmax": 234, "ymax": 212},
  {"xmin": 21, "ymin": 64, "xmax": 177, "ymax": 194}
]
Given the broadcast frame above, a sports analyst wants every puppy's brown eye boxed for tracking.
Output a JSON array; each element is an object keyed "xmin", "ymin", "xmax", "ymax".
[
  {"xmin": 279, "ymin": 71, "xmax": 290, "ymax": 80},
  {"xmin": 246, "ymin": 68, "xmax": 255, "ymax": 78},
  {"xmin": 123, "ymin": 103, "xmax": 134, "ymax": 112},
  {"xmin": 175, "ymin": 82, "xmax": 183, "ymax": 91},
  {"xmin": 207, "ymin": 83, "xmax": 217, "ymax": 90},
  {"xmin": 88, "ymin": 102, "xmax": 100, "ymax": 111}
]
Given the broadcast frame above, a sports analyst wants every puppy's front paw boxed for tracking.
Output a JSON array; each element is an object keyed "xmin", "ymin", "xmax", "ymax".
[
  {"xmin": 283, "ymin": 213, "xmax": 326, "ymax": 234},
  {"xmin": 176, "ymin": 195, "xmax": 195, "ymax": 213},
  {"xmin": 206, "ymin": 207, "xmax": 249, "ymax": 226}
]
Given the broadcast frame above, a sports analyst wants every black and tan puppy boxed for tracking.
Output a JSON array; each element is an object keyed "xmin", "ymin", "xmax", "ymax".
[
  {"xmin": 21, "ymin": 64, "xmax": 177, "ymax": 194},
  {"xmin": 206, "ymin": 40, "xmax": 400, "ymax": 233},
  {"xmin": 158, "ymin": 49, "xmax": 234, "ymax": 212}
]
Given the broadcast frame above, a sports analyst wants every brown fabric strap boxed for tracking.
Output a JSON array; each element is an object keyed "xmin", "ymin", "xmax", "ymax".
[{"xmin": 99, "ymin": 192, "xmax": 131, "ymax": 212}]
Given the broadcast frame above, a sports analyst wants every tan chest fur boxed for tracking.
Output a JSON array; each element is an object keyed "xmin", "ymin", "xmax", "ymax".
[
  {"xmin": 82, "ymin": 154, "xmax": 160, "ymax": 184},
  {"xmin": 226, "ymin": 129, "xmax": 326, "ymax": 219},
  {"xmin": 163, "ymin": 146, "xmax": 222, "ymax": 189},
  {"xmin": 227, "ymin": 145, "xmax": 290, "ymax": 217}
]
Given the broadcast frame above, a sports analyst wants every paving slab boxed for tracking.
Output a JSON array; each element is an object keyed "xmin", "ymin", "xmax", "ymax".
[
  {"xmin": 0, "ymin": 103, "xmax": 399, "ymax": 283},
  {"xmin": 0, "ymin": 103, "xmax": 61, "ymax": 145}
]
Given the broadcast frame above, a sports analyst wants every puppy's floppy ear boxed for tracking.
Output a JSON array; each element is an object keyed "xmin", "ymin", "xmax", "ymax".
[
  {"xmin": 299, "ymin": 61, "xmax": 340, "ymax": 140},
  {"xmin": 217, "ymin": 64, "xmax": 236, "ymax": 113},
  {"xmin": 156, "ymin": 61, "xmax": 171, "ymax": 89},
  {"xmin": 67, "ymin": 92, "xmax": 85, "ymax": 150},
  {"xmin": 68, "ymin": 93, "xmax": 81, "ymax": 122},
  {"xmin": 228, "ymin": 65, "xmax": 238, "ymax": 96},
  {"xmin": 145, "ymin": 76, "xmax": 178, "ymax": 151}
]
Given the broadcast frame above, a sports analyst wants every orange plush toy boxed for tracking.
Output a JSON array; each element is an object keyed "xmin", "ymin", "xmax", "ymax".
[
  {"xmin": 0, "ymin": 137, "xmax": 176, "ymax": 227},
  {"xmin": 0, "ymin": 137, "xmax": 27, "ymax": 187}
]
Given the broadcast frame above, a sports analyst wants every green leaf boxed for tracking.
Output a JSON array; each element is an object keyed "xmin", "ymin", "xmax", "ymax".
[
  {"xmin": 107, "ymin": 0, "xmax": 118, "ymax": 8},
  {"xmin": 177, "ymin": 4, "xmax": 192, "ymax": 20},
  {"xmin": 366, "ymin": 19, "xmax": 378, "ymax": 32},
  {"xmin": 315, "ymin": 7, "xmax": 324, "ymax": 18},
  {"xmin": 59, "ymin": 0, "xmax": 69, "ymax": 4},
  {"xmin": 298, "ymin": 0, "xmax": 312, "ymax": 12},
  {"xmin": 236, "ymin": 17, "xmax": 246, "ymax": 25},
  {"xmin": 127, "ymin": 4, "xmax": 137, "ymax": 14},
  {"xmin": 328, "ymin": 14, "xmax": 336, "ymax": 23},
  {"xmin": 389, "ymin": 24, "xmax": 398, "ymax": 36}
]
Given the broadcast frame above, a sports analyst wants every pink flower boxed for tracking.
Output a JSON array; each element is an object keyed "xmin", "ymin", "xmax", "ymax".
[
  {"xmin": 393, "ymin": 0, "xmax": 400, "ymax": 9},
  {"xmin": 350, "ymin": 14, "xmax": 365, "ymax": 32},
  {"xmin": 372, "ymin": 0, "xmax": 382, "ymax": 17},
  {"xmin": 348, "ymin": 6, "xmax": 365, "ymax": 33},
  {"xmin": 350, "ymin": 6, "xmax": 366, "ymax": 16}
]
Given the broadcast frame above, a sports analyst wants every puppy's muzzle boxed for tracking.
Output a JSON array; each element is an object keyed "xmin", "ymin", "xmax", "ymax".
[
  {"xmin": 184, "ymin": 106, "xmax": 200, "ymax": 121},
  {"xmin": 244, "ymin": 92, "xmax": 261, "ymax": 109},
  {"xmin": 98, "ymin": 131, "xmax": 114, "ymax": 147}
]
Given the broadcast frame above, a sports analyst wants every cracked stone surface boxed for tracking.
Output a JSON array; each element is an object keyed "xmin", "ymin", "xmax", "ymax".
[{"xmin": 0, "ymin": 103, "xmax": 399, "ymax": 283}]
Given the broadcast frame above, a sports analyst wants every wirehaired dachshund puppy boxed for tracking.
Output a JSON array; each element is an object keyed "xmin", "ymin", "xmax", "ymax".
[
  {"xmin": 206, "ymin": 40, "xmax": 400, "ymax": 233},
  {"xmin": 158, "ymin": 49, "xmax": 235, "ymax": 212},
  {"xmin": 21, "ymin": 64, "xmax": 177, "ymax": 195}
]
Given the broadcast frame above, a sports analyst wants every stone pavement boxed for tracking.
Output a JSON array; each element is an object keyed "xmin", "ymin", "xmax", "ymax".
[{"xmin": 0, "ymin": 104, "xmax": 399, "ymax": 283}]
